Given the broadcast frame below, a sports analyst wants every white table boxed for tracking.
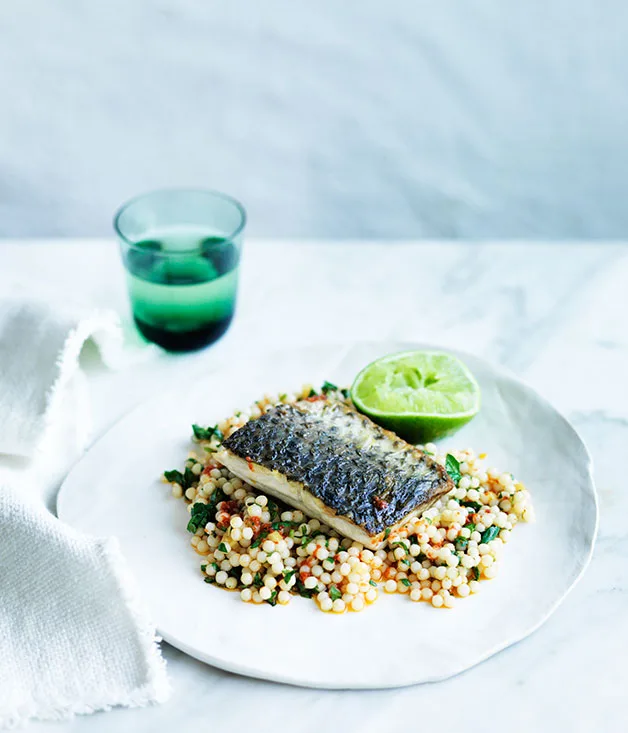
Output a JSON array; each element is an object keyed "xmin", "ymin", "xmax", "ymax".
[{"xmin": 3, "ymin": 240, "xmax": 625, "ymax": 733}]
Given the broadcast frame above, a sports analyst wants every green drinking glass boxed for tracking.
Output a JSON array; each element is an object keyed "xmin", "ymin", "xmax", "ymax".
[{"xmin": 114, "ymin": 189, "xmax": 246, "ymax": 352}]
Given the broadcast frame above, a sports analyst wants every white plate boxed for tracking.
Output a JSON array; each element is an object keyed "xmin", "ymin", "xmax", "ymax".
[{"xmin": 57, "ymin": 342, "xmax": 598, "ymax": 689}]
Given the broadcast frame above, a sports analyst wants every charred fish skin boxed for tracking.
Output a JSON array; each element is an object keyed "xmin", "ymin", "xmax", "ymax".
[{"xmin": 221, "ymin": 399, "xmax": 453, "ymax": 537}]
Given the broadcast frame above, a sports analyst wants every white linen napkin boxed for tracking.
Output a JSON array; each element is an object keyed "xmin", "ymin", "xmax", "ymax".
[{"xmin": 0, "ymin": 300, "xmax": 169, "ymax": 728}]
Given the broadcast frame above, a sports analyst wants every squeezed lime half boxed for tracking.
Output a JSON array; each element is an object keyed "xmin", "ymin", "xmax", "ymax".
[{"xmin": 350, "ymin": 351, "xmax": 480, "ymax": 443}]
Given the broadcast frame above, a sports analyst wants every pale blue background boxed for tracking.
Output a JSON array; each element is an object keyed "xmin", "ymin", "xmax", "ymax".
[{"xmin": 1, "ymin": 1, "xmax": 627, "ymax": 238}]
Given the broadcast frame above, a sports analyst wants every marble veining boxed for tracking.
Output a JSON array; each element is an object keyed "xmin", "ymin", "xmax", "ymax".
[{"xmin": 1, "ymin": 239, "xmax": 626, "ymax": 733}]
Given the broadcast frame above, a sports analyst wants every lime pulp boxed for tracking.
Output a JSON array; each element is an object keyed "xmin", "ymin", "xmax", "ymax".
[{"xmin": 350, "ymin": 350, "xmax": 481, "ymax": 443}]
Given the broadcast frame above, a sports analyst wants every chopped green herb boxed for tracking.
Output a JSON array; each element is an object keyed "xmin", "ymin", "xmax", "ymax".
[
  {"xmin": 164, "ymin": 469, "xmax": 185, "ymax": 485},
  {"xmin": 400, "ymin": 578, "xmax": 411, "ymax": 587},
  {"xmin": 369, "ymin": 579, "xmax": 378, "ymax": 587},
  {"xmin": 455, "ymin": 538, "xmax": 469, "ymax": 551},
  {"xmin": 445, "ymin": 454, "xmax": 462, "ymax": 485},
  {"xmin": 384, "ymin": 528, "xmax": 391, "ymax": 539},
  {"xmin": 192, "ymin": 423, "xmax": 223, "ymax": 441},
  {"xmin": 424, "ymin": 516, "xmax": 433, "ymax": 525},
  {"xmin": 203, "ymin": 445, "xmax": 217, "ymax": 453},
  {"xmin": 279, "ymin": 393, "xmax": 288, "ymax": 401},
  {"xmin": 461, "ymin": 500, "xmax": 482, "ymax": 512},
  {"xmin": 211, "ymin": 487, "xmax": 227, "ymax": 506},
  {"xmin": 340, "ymin": 387, "xmax": 350, "ymax": 399},
  {"xmin": 200, "ymin": 564, "xmax": 207, "ymax": 572},
  {"xmin": 266, "ymin": 590, "xmax": 278, "ymax": 606},
  {"xmin": 186, "ymin": 502, "xmax": 213, "ymax": 533},
  {"xmin": 218, "ymin": 542, "xmax": 228, "ymax": 553},
  {"xmin": 472, "ymin": 566, "xmax": 480, "ymax": 581},
  {"xmin": 251, "ymin": 531, "xmax": 269, "ymax": 549},
  {"xmin": 183, "ymin": 466, "xmax": 196, "ymax": 489},
  {"xmin": 283, "ymin": 569, "xmax": 296, "ymax": 584},
  {"xmin": 300, "ymin": 534, "xmax": 313, "ymax": 547},
  {"xmin": 465, "ymin": 522, "xmax": 476, "ymax": 533},
  {"xmin": 321, "ymin": 380, "xmax": 338, "ymax": 394},
  {"xmin": 401, "ymin": 558, "xmax": 411, "ymax": 566},
  {"xmin": 203, "ymin": 576, "xmax": 213, "ymax": 583},
  {"xmin": 295, "ymin": 579, "xmax": 316, "ymax": 598},
  {"xmin": 271, "ymin": 520, "xmax": 298, "ymax": 532},
  {"xmin": 329, "ymin": 585, "xmax": 342, "ymax": 601},
  {"xmin": 481, "ymin": 526, "xmax": 501, "ymax": 544},
  {"xmin": 253, "ymin": 572, "xmax": 264, "ymax": 588},
  {"xmin": 267, "ymin": 499, "xmax": 280, "ymax": 520},
  {"xmin": 187, "ymin": 486, "xmax": 226, "ymax": 532},
  {"xmin": 211, "ymin": 563, "xmax": 219, "ymax": 572},
  {"xmin": 391, "ymin": 541, "xmax": 408, "ymax": 552},
  {"xmin": 308, "ymin": 388, "xmax": 317, "ymax": 398},
  {"xmin": 229, "ymin": 567, "xmax": 243, "ymax": 583},
  {"xmin": 192, "ymin": 424, "xmax": 212, "ymax": 440}
]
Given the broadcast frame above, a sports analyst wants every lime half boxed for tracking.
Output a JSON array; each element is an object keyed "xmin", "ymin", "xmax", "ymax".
[{"xmin": 350, "ymin": 351, "xmax": 480, "ymax": 443}]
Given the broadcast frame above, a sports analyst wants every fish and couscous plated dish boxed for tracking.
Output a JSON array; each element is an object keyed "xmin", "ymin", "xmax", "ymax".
[{"xmin": 164, "ymin": 378, "xmax": 535, "ymax": 614}]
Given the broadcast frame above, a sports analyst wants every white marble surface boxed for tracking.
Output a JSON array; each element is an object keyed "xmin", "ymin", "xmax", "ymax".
[{"xmin": 2, "ymin": 239, "xmax": 626, "ymax": 732}]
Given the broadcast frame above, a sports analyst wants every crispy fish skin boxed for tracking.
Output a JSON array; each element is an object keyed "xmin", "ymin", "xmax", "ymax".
[{"xmin": 216, "ymin": 399, "xmax": 453, "ymax": 548}]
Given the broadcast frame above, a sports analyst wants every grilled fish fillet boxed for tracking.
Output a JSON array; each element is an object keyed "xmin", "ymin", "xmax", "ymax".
[{"xmin": 215, "ymin": 399, "xmax": 453, "ymax": 549}]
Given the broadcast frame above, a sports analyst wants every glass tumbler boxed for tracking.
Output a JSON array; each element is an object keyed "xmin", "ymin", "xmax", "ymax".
[{"xmin": 114, "ymin": 189, "xmax": 246, "ymax": 352}]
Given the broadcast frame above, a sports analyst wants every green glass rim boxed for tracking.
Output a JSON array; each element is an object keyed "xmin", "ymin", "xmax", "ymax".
[{"xmin": 113, "ymin": 187, "xmax": 247, "ymax": 255}]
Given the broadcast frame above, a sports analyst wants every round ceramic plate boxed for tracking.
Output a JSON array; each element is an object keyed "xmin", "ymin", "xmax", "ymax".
[{"xmin": 57, "ymin": 342, "xmax": 598, "ymax": 689}]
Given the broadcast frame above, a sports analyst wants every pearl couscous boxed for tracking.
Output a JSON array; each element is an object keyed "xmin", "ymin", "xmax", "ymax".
[{"xmin": 164, "ymin": 384, "xmax": 534, "ymax": 612}]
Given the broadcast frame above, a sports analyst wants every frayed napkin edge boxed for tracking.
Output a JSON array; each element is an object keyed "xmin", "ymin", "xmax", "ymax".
[{"xmin": 0, "ymin": 536, "xmax": 171, "ymax": 729}]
